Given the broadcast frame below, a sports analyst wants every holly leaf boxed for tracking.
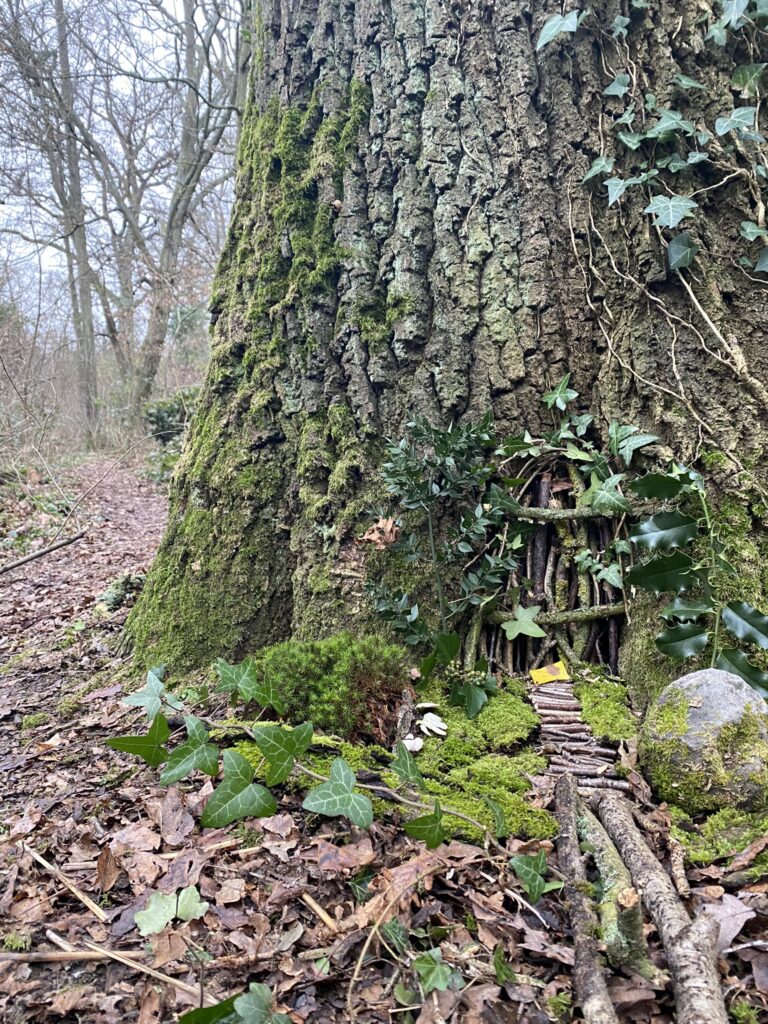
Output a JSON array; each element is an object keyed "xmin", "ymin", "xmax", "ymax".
[
  {"xmin": 722, "ymin": 602, "xmax": 768, "ymax": 649},
  {"xmin": 629, "ymin": 512, "xmax": 699, "ymax": 550},
  {"xmin": 200, "ymin": 750, "xmax": 277, "ymax": 828},
  {"xmin": 655, "ymin": 623, "xmax": 709, "ymax": 660},
  {"xmin": 302, "ymin": 758, "xmax": 374, "ymax": 828},
  {"xmin": 233, "ymin": 983, "xmax": 291, "ymax": 1024},
  {"xmin": 390, "ymin": 741, "xmax": 425, "ymax": 789},
  {"xmin": 542, "ymin": 373, "xmax": 578, "ymax": 411},
  {"xmin": 716, "ymin": 648, "xmax": 768, "ymax": 695},
  {"xmin": 251, "ymin": 722, "xmax": 314, "ymax": 785},
  {"xmin": 122, "ymin": 667, "xmax": 182, "ymax": 719},
  {"xmin": 625, "ymin": 551, "xmax": 698, "ymax": 594},
  {"xmin": 159, "ymin": 716, "xmax": 219, "ymax": 784},
  {"xmin": 629, "ymin": 472, "xmax": 685, "ymax": 500},
  {"xmin": 107, "ymin": 714, "xmax": 170, "ymax": 767},
  {"xmin": 502, "ymin": 605, "xmax": 546, "ymax": 641},
  {"xmin": 668, "ymin": 232, "xmax": 699, "ymax": 270},
  {"xmin": 660, "ymin": 597, "xmax": 714, "ymax": 622},
  {"xmin": 404, "ymin": 802, "xmax": 448, "ymax": 849},
  {"xmin": 412, "ymin": 948, "xmax": 456, "ymax": 993},
  {"xmin": 644, "ymin": 194, "xmax": 698, "ymax": 228}
]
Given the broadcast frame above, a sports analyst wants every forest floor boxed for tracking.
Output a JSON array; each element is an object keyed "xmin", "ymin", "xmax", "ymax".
[{"xmin": 1, "ymin": 460, "xmax": 767, "ymax": 1024}]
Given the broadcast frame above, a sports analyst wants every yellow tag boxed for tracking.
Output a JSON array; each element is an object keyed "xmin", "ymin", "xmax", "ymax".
[{"xmin": 530, "ymin": 661, "xmax": 571, "ymax": 685}]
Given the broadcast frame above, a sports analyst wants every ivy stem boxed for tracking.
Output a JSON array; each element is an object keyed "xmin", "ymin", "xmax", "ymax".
[{"xmin": 425, "ymin": 500, "xmax": 448, "ymax": 633}]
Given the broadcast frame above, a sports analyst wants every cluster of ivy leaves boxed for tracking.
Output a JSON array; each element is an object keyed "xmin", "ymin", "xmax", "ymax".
[{"xmin": 539, "ymin": 1, "xmax": 768, "ymax": 274}]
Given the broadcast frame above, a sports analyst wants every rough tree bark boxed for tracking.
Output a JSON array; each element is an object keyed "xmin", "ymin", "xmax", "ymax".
[{"xmin": 129, "ymin": 0, "xmax": 768, "ymax": 671}]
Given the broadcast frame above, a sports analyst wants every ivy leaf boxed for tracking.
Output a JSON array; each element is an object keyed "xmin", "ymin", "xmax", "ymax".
[
  {"xmin": 510, "ymin": 852, "xmax": 549, "ymax": 903},
  {"xmin": 233, "ymin": 982, "xmax": 291, "ymax": 1024},
  {"xmin": 107, "ymin": 713, "xmax": 170, "ymax": 767},
  {"xmin": 731, "ymin": 64, "xmax": 766, "ymax": 97},
  {"xmin": 611, "ymin": 14, "xmax": 630, "ymax": 37},
  {"xmin": 251, "ymin": 722, "xmax": 314, "ymax": 786},
  {"xmin": 159, "ymin": 717, "xmax": 219, "ymax": 785},
  {"xmin": 122, "ymin": 667, "xmax": 182, "ymax": 719},
  {"xmin": 390, "ymin": 741, "xmax": 425, "ymax": 790},
  {"xmin": 536, "ymin": 10, "xmax": 580, "ymax": 51},
  {"xmin": 660, "ymin": 597, "xmax": 714, "ymax": 622},
  {"xmin": 434, "ymin": 632, "xmax": 461, "ymax": 665},
  {"xmin": 412, "ymin": 948, "xmax": 455, "ymax": 993},
  {"xmin": 502, "ymin": 605, "xmax": 546, "ymax": 641},
  {"xmin": 616, "ymin": 104, "xmax": 636, "ymax": 126},
  {"xmin": 582, "ymin": 155, "xmax": 615, "ymax": 182},
  {"xmin": 542, "ymin": 373, "xmax": 578, "ymax": 411},
  {"xmin": 597, "ymin": 563, "xmax": 624, "ymax": 590},
  {"xmin": 715, "ymin": 107, "xmax": 757, "ymax": 135},
  {"xmin": 493, "ymin": 945, "xmax": 518, "ymax": 984},
  {"xmin": 655, "ymin": 623, "xmax": 709, "ymax": 660},
  {"xmin": 716, "ymin": 648, "xmax": 768, "ymax": 695},
  {"xmin": 590, "ymin": 474, "xmax": 633, "ymax": 515},
  {"xmin": 605, "ymin": 177, "xmax": 631, "ymax": 205},
  {"xmin": 629, "ymin": 472, "xmax": 685, "ymax": 499},
  {"xmin": 608, "ymin": 422, "xmax": 658, "ymax": 465},
  {"xmin": 722, "ymin": 0, "xmax": 749, "ymax": 27},
  {"xmin": 629, "ymin": 512, "xmax": 700, "ymax": 550},
  {"xmin": 381, "ymin": 919, "xmax": 410, "ymax": 954},
  {"xmin": 404, "ymin": 802, "xmax": 448, "ymax": 849},
  {"xmin": 668, "ymin": 232, "xmax": 700, "ymax": 271},
  {"xmin": 740, "ymin": 221, "xmax": 768, "ymax": 241},
  {"xmin": 179, "ymin": 997, "xmax": 238, "ymax": 1023},
  {"xmin": 481, "ymin": 796, "xmax": 509, "ymax": 838},
  {"xmin": 687, "ymin": 151, "xmax": 710, "ymax": 165},
  {"xmin": 625, "ymin": 551, "xmax": 698, "ymax": 594},
  {"xmin": 461, "ymin": 681, "xmax": 489, "ymax": 719},
  {"xmin": 134, "ymin": 886, "xmax": 209, "ymax": 936},
  {"xmin": 644, "ymin": 194, "xmax": 698, "ymax": 229},
  {"xmin": 603, "ymin": 74, "xmax": 630, "ymax": 98},
  {"xmin": 673, "ymin": 73, "xmax": 705, "ymax": 90},
  {"xmin": 756, "ymin": 249, "xmax": 768, "ymax": 273},
  {"xmin": 214, "ymin": 657, "xmax": 286, "ymax": 714},
  {"xmin": 302, "ymin": 758, "xmax": 374, "ymax": 828},
  {"xmin": 646, "ymin": 109, "xmax": 696, "ymax": 137},
  {"xmin": 200, "ymin": 750, "xmax": 277, "ymax": 828},
  {"xmin": 617, "ymin": 130, "xmax": 645, "ymax": 149},
  {"xmin": 722, "ymin": 602, "xmax": 768, "ymax": 649}
]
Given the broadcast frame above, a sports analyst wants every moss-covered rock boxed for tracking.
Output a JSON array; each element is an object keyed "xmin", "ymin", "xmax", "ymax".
[{"xmin": 641, "ymin": 669, "xmax": 768, "ymax": 814}]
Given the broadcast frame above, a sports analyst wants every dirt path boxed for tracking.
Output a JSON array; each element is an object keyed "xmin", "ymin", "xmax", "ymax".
[{"xmin": 1, "ymin": 458, "xmax": 167, "ymax": 662}]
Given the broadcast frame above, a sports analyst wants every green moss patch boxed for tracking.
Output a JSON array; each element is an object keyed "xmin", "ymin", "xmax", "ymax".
[
  {"xmin": 670, "ymin": 806, "xmax": 768, "ymax": 870},
  {"xmin": 573, "ymin": 672, "xmax": 637, "ymax": 742},
  {"xmin": 236, "ymin": 633, "xmax": 405, "ymax": 737}
]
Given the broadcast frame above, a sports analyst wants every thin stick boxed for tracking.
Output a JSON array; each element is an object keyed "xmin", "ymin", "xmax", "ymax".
[
  {"xmin": 81, "ymin": 938, "xmax": 214, "ymax": 1003},
  {"xmin": 45, "ymin": 929, "xmax": 76, "ymax": 951},
  {"xmin": 0, "ymin": 531, "xmax": 87, "ymax": 575},
  {"xmin": 19, "ymin": 843, "xmax": 109, "ymax": 923},
  {"xmin": 300, "ymin": 892, "xmax": 339, "ymax": 933},
  {"xmin": 487, "ymin": 603, "xmax": 625, "ymax": 627},
  {"xmin": 0, "ymin": 949, "xmax": 144, "ymax": 964}
]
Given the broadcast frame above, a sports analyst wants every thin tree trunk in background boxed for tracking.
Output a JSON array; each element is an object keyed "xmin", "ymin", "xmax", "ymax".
[
  {"xmin": 129, "ymin": 0, "xmax": 768, "ymax": 671},
  {"xmin": 54, "ymin": 0, "xmax": 98, "ymax": 445}
]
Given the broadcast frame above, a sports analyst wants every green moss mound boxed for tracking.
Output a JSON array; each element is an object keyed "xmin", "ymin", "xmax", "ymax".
[
  {"xmin": 670, "ymin": 806, "xmax": 768, "ymax": 872},
  {"xmin": 574, "ymin": 672, "xmax": 637, "ymax": 743},
  {"xmin": 240, "ymin": 632, "xmax": 405, "ymax": 736}
]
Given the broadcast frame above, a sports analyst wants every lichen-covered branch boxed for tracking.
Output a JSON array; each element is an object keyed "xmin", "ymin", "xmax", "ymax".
[{"xmin": 487, "ymin": 604, "xmax": 625, "ymax": 627}]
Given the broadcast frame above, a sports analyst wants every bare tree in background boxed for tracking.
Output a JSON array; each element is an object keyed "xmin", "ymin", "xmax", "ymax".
[{"xmin": 0, "ymin": 0, "xmax": 251, "ymax": 443}]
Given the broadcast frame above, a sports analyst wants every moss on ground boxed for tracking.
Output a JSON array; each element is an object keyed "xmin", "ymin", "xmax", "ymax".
[
  {"xmin": 20, "ymin": 712, "xmax": 49, "ymax": 731},
  {"xmin": 573, "ymin": 672, "xmax": 637, "ymax": 742},
  {"xmin": 670, "ymin": 805, "xmax": 768, "ymax": 871}
]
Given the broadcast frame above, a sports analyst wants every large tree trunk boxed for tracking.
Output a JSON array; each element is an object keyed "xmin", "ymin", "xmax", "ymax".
[{"xmin": 128, "ymin": 0, "xmax": 768, "ymax": 673}]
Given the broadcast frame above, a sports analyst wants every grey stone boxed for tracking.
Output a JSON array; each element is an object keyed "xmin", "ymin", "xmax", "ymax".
[{"xmin": 641, "ymin": 669, "xmax": 768, "ymax": 813}]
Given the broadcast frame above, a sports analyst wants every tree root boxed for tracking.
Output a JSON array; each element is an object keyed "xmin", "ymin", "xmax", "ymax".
[
  {"xmin": 554, "ymin": 775, "xmax": 619, "ymax": 1024},
  {"xmin": 576, "ymin": 806, "xmax": 662, "ymax": 982},
  {"xmin": 592, "ymin": 790, "xmax": 728, "ymax": 1024}
]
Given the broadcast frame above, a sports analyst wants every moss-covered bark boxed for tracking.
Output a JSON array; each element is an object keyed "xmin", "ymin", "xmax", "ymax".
[{"xmin": 129, "ymin": 0, "xmax": 768, "ymax": 672}]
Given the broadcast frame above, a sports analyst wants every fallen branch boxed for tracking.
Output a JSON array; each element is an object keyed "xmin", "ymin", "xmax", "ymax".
[
  {"xmin": 0, "ymin": 530, "xmax": 87, "ymax": 575},
  {"xmin": 577, "ymin": 806, "xmax": 660, "ymax": 981},
  {"xmin": 554, "ymin": 775, "xmax": 619, "ymax": 1024},
  {"xmin": 487, "ymin": 603, "xmax": 625, "ymax": 627},
  {"xmin": 0, "ymin": 949, "xmax": 144, "ymax": 963},
  {"xmin": 18, "ymin": 842, "xmax": 108, "ymax": 923},
  {"xmin": 592, "ymin": 791, "xmax": 727, "ymax": 1024}
]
